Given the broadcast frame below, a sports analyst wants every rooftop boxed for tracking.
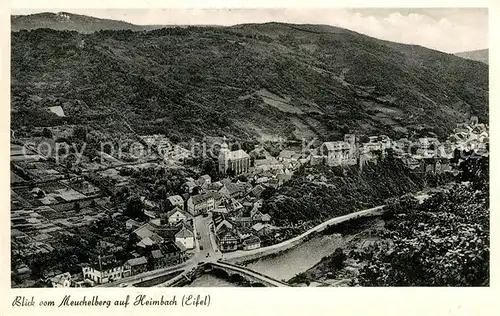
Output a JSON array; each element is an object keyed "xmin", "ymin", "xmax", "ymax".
[
  {"xmin": 175, "ymin": 227, "xmax": 194, "ymax": 238},
  {"xmin": 191, "ymin": 192, "xmax": 215, "ymax": 204},
  {"xmin": 126, "ymin": 256, "xmax": 148, "ymax": 267},
  {"xmin": 322, "ymin": 141, "xmax": 351, "ymax": 151},
  {"xmin": 243, "ymin": 236, "xmax": 261, "ymax": 245},
  {"xmin": 151, "ymin": 249, "xmax": 163, "ymax": 259},
  {"xmin": 166, "ymin": 206, "xmax": 190, "ymax": 219},
  {"xmin": 228, "ymin": 149, "xmax": 250, "ymax": 161},
  {"xmin": 279, "ymin": 150, "xmax": 296, "ymax": 159},
  {"xmin": 166, "ymin": 195, "xmax": 184, "ymax": 205},
  {"xmin": 50, "ymin": 272, "xmax": 71, "ymax": 285}
]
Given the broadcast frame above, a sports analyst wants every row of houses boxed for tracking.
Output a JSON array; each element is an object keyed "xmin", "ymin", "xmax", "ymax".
[
  {"xmin": 214, "ymin": 214, "xmax": 269, "ymax": 252},
  {"xmin": 77, "ymin": 201, "xmax": 198, "ymax": 286},
  {"xmin": 212, "ymin": 200, "xmax": 274, "ymax": 252},
  {"xmin": 176, "ymin": 174, "xmax": 276, "ymax": 218},
  {"xmin": 81, "ymin": 240, "xmax": 188, "ymax": 286},
  {"xmin": 315, "ymin": 119, "xmax": 489, "ymax": 170},
  {"xmin": 81, "ymin": 211, "xmax": 195, "ymax": 286}
]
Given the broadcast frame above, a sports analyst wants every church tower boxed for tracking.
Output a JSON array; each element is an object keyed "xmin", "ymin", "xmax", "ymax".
[{"xmin": 218, "ymin": 139, "xmax": 230, "ymax": 174}]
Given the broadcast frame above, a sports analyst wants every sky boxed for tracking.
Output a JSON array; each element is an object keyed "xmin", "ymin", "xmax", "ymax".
[{"xmin": 11, "ymin": 8, "xmax": 488, "ymax": 53}]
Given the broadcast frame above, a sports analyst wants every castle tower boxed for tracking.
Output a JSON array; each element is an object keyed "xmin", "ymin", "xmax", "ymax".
[{"xmin": 344, "ymin": 134, "xmax": 358, "ymax": 164}]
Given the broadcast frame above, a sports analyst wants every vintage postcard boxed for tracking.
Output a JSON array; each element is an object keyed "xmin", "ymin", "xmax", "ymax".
[{"xmin": 1, "ymin": 1, "xmax": 497, "ymax": 315}]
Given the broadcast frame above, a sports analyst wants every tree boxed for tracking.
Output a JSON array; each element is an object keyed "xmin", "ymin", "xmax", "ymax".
[
  {"xmin": 201, "ymin": 158, "xmax": 219, "ymax": 180},
  {"xmin": 359, "ymin": 135, "xmax": 370, "ymax": 144},
  {"xmin": 73, "ymin": 126, "xmax": 87, "ymax": 142},
  {"xmin": 124, "ymin": 195, "xmax": 145, "ymax": 220},
  {"xmin": 42, "ymin": 127, "xmax": 53, "ymax": 139},
  {"xmin": 357, "ymin": 180, "xmax": 489, "ymax": 286},
  {"xmin": 225, "ymin": 168, "xmax": 236, "ymax": 178},
  {"xmin": 328, "ymin": 248, "xmax": 347, "ymax": 271}
]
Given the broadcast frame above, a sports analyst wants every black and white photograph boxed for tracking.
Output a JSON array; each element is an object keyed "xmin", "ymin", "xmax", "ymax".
[{"xmin": 8, "ymin": 7, "xmax": 489, "ymax": 289}]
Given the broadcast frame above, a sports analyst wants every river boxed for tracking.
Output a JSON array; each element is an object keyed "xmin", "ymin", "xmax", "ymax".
[
  {"xmin": 187, "ymin": 233, "xmax": 347, "ymax": 286},
  {"xmin": 243, "ymin": 233, "xmax": 346, "ymax": 281}
]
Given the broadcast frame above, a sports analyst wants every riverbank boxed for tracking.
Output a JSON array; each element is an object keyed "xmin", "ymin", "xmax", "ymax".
[
  {"xmin": 223, "ymin": 206, "xmax": 385, "ymax": 264},
  {"xmin": 287, "ymin": 217, "xmax": 387, "ymax": 286}
]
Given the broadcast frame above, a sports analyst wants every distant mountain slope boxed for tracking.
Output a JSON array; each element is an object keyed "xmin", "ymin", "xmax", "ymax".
[
  {"xmin": 11, "ymin": 12, "xmax": 161, "ymax": 33},
  {"xmin": 454, "ymin": 49, "xmax": 488, "ymax": 65},
  {"xmin": 11, "ymin": 22, "xmax": 489, "ymax": 142}
]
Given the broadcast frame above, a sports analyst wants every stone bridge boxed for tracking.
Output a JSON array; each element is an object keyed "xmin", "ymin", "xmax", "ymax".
[{"xmin": 209, "ymin": 260, "xmax": 290, "ymax": 287}]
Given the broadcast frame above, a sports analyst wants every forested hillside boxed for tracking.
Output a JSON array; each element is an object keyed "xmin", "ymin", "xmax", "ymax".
[
  {"xmin": 11, "ymin": 22, "xmax": 488, "ymax": 142},
  {"xmin": 261, "ymin": 158, "xmax": 453, "ymax": 226},
  {"xmin": 454, "ymin": 49, "xmax": 488, "ymax": 65}
]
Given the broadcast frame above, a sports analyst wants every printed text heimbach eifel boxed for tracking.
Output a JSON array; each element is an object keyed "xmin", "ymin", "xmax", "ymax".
[{"xmin": 12, "ymin": 295, "xmax": 210, "ymax": 308}]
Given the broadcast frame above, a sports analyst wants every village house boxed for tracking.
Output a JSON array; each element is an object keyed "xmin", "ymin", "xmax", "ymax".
[
  {"xmin": 82, "ymin": 256, "xmax": 124, "ymax": 284},
  {"xmin": 242, "ymin": 200, "xmax": 254, "ymax": 211},
  {"xmin": 212, "ymin": 205, "xmax": 230, "ymax": 215},
  {"xmin": 13, "ymin": 263, "xmax": 31, "ymax": 282},
  {"xmin": 278, "ymin": 150, "xmax": 297, "ymax": 162},
  {"xmin": 242, "ymin": 235, "xmax": 261, "ymax": 251},
  {"xmin": 265, "ymin": 178, "xmax": 280, "ymax": 190},
  {"xmin": 391, "ymin": 138, "xmax": 411, "ymax": 154},
  {"xmin": 253, "ymin": 199, "xmax": 264, "ymax": 209},
  {"xmin": 211, "ymin": 191, "xmax": 224, "ymax": 207},
  {"xmin": 166, "ymin": 206, "xmax": 191, "ymax": 225},
  {"xmin": 186, "ymin": 192, "xmax": 215, "ymax": 216},
  {"xmin": 226, "ymin": 198, "xmax": 244, "ymax": 215},
  {"xmin": 175, "ymin": 226, "xmax": 195, "ymax": 250},
  {"xmin": 436, "ymin": 144, "xmax": 453, "ymax": 159},
  {"xmin": 197, "ymin": 175, "xmax": 212, "ymax": 189},
  {"xmin": 183, "ymin": 179, "xmax": 200, "ymax": 194},
  {"xmin": 219, "ymin": 181, "xmax": 245, "ymax": 199},
  {"xmin": 454, "ymin": 123, "xmax": 472, "ymax": 134},
  {"xmin": 216, "ymin": 225, "xmax": 239, "ymax": 252},
  {"xmin": 255, "ymin": 176, "xmax": 269, "ymax": 185},
  {"xmin": 125, "ymin": 218, "xmax": 141, "ymax": 230},
  {"xmin": 123, "ymin": 256, "xmax": 148, "ymax": 276},
  {"xmin": 133, "ymin": 224, "xmax": 164, "ymax": 248},
  {"xmin": 236, "ymin": 227, "xmax": 254, "ymax": 241},
  {"xmin": 238, "ymin": 180, "xmax": 254, "ymax": 193},
  {"xmin": 149, "ymin": 241, "xmax": 187, "ymax": 269},
  {"xmin": 212, "ymin": 212, "xmax": 225, "ymax": 225},
  {"xmin": 218, "ymin": 141, "xmax": 250, "ymax": 175},
  {"xmin": 231, "ymin": 216, "xmax": 253, "ymax": 228},
  {"xmin": 378, "ymin": 135, "xmax": 392, "ymax": 150},
  {"xmin": 309, "ymin": 153, "xmax": 324, "ymax": 166},
  {"xmin": 251, "ymin": 208, "xmax": 271, "ymax": 223},
  {"xmin": 207, "ymin": 181, "xmax": 224, "ymax": 191},
  {"xmin": 215, "ymin": 218, "xmax": 234, "ymax": 232},
  {"xmin": 166, "ymin": 195, "xmax": 184, "ymax": 210},
  {"xmin": 251, "ymin": 223, "xmax": 275, "ymax": 237},
  {"xmin": 50, "ymin": 272, "xmax": 72, "ymax": 288},
  {"xmin": 72, "ymin": 277, "xmax": 85, "ymax": 288},
  {"xmin": 415, "ymin": 137, "xmax": 440, "ymax": 150},
  {"xmin": 253, "ymin": 157, "xmax": 282, "ymax": 172},
  {"xmin": 150, "ymin": 249, "xmax": 166, "ymax": 270}
]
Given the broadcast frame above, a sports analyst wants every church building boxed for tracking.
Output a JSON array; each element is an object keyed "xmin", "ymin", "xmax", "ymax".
[{"xmin": 218, "ymin": 141, "xmax": 250, "ymax": 175}]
